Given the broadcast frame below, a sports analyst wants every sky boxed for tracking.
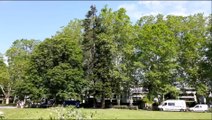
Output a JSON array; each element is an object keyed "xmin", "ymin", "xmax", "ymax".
[{"xmin": 0, "ymin": 1, "xmax": 211, "ymax": 55}]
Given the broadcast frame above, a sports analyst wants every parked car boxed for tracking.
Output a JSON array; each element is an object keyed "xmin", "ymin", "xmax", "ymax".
[
  {"xmin": 189, "ymin": 104, "xmax": 208, "ymax": 112},
  {"xmin": 39, "ymin": 99, "xmax": 55, "ymax": 108},
  {"xmin": 63, "ymin": 100, "xmax": 80, "ymax": 108},
  {"xmin": 158, "ymin": 100, "xmax": 187, "ymax": 112}
]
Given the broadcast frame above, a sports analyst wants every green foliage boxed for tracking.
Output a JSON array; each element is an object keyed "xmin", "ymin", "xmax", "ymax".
[
  {"xmin": 5, "ymin": 39, "xmax": 40, "ymax": 100},
  {"xmin": 196, "ymin": 84, "xmax": 208, "ymax": 96},
  {"xmin": 3, "ymin": 5, "xmax": 211, "ymax": 105},
  {"xmin": 0, "ymin": 60, "xmax": 9, "ymax": 86},
  {"xmin": 82, "ymin": 5, "xmax": 99, "ymax": 107},
  {"xmin": 134, "ymin": 13, "xmax": 209, "ymax": 99},
  {"xmin": 135, "ymin": 14, "xmax": 179, "ymax": 98},
  {"xmin": 0, "ymin": 53, "xmax": 3, "ymax": 61},
  {"xmin": 200, "ymin": 14, "xmax": 212, "ymax": 92},
  {"xmin": 6, "ymin": 39, "xmax": 40, "ymax": 82},
  {"xmin": 98, "ymin": 7, "xmax": 137, "ymax": 105},
  {"xmin": 0, "ymin": 54, "xmax": 11, "ymax": 104},
  {"xmin": 82, "ymin": 6, "xmax": 136, "ymax": 108},
  {"xmin": 49, "ymin": 106, "xmax": 96, "ymax": 120},
  {"xmin": 142, "ymin": 96, "xmax": 153, "ymax": 104},
  {"xmin": 27, "ymin": 20, "xmax": 84, "ymax": 102},
  {"xmin": 174, "ymin": 14, "xmax": 208, "ymax": 95}
]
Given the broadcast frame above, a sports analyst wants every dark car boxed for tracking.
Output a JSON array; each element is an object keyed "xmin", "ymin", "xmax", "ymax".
[
  {"xmin": 39, "ymin": 99, "xmax": 55, "ymax": 108},
  {"xmin": 63, "ymin": 100, "xmax": 80, "ymax": 108}
]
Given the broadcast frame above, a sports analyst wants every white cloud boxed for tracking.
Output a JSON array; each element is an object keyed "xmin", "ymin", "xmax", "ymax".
[
  {"xmin": 138, "ymin": 1, "xmax": 189, "ymax": 16},
  {"xmin": 168, "ymin": 3, "xmax": 187, "ymax": 16},
  {"xmin": 117, "ymin": 1, "xmax": 211, "ymax": 21},
  {"xmin": 187, "ymin": 1, "xmax": 211, "ymax": 15},
  {"xmin": 138, "ymin": 1, "xmax": 164, "ymax": 14},
  {"xmin": 138, "ymin": 1, "xmax": 161, "ymax": 6},
  {"xmin": 117, "ymin": 3, "xmax": 161, "ymax": 20},
  {"xmin": 118, "ymin": 3, "xmax": 143, "ymax": 20}
]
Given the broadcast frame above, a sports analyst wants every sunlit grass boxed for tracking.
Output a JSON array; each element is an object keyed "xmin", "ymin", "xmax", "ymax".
[{"xmin": 0, "ymin": 108, "xmax": 211, "ymax": 119}]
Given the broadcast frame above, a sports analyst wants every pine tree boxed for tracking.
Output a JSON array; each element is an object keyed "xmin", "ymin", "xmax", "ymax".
[{"xmin": 82, "ymin": 5, "xmax": 99, "ymax": 108}]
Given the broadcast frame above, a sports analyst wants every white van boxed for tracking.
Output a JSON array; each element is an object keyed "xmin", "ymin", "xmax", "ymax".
[
  {"xmin": 158, "ymin": 100, "xmax": 187, "ymax": 111},
  {"xmin": 189, "ymin": 104, "xmax": 208, "ymax": 112}
]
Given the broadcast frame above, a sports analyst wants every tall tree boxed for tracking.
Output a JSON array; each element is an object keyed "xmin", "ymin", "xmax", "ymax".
[
  {"xmin": 134, "ymin": 14, "xmax": 209, "ymax": 101},
  {"xmin": 135, "ymin": 14, "xmax": 180, "ymax": 100},
  {"xmin": 28, "ymin": 20, "xmax": 84, "ymax": 102},
  {"xmin": 0, "ymin": 54, "xmax": 11, "ymax": 104},
  {"xmin": 5, "ymin": 39, "xmax": 40, "ymax": 102},
  {"xmin": 94, "ymin": 6, "xmax": 115, "ymax": 108},
  {"xmin": 82, "ymin": 6, "xmax": 135, "ymax": 108},
  {"xmin": 174, "ymin": 14, "xmax": 208, "ymax": 96},
  {"xmin": 82, "ymin": 5, "xmax": 99, "ymax": 108},
  {"xmin": 110, "ymin": 8, "xmax": 136, "ymax": 105},
  {"xmin": 201, "ymin": 14, "xmax": 212, "ymax": 93}
]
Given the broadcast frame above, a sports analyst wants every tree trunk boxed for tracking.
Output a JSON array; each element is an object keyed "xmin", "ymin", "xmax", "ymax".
[
  {"xmin": 0, "ymin": 85, "xmax": 5, "ymax": 104},
  {"xmin": 162, "ymin": 94, "xmax": 165, "ymax": 101},
  {"xmin": 24, "ymin": 95, "xmax": 26, "ymax": 104},
  {"xmin": 117, "ymin": 95, "xmax": 121, "ymax": 106},
  {"xmin": 1, "ymin": 99, "xmax": 4, "ymax": 104},
  {"xmin": 0, "ymin": 85, "xmax": 11, "ymax": 104},
  {"xmin": 129, "ymin": 97, "xmax": 133, "ymax": 107},
  {"xmin": 13, "ymin": 95, "xmax": 17, "ymax": 104},
  {"xmin": 6, "ymin": 87, "xmax": 11, "ymax": 105},
  {"xmin": 109, "ymin": 98, "xmax": 113, "ymax": 108},
  {"xmin": 5, "ymin": 96, "xmax": 9, "ymax": 104},
  {"xmin": 101, "ymin": 92, "xmax": 105, "ymax": 108},
  {"xmin": 93, "ymin": 94, "xmax": 96, "ymax": 108}
]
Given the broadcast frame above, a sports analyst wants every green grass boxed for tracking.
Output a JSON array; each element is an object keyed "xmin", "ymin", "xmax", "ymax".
[{"xmin": 0, "ymin": 108, "xmax": 211, "ymax": 119}]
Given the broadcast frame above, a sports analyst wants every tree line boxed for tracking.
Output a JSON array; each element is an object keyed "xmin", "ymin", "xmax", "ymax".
[{"xmin": 0, "ymin": 5, "xmax": 211, "ymax": 108}]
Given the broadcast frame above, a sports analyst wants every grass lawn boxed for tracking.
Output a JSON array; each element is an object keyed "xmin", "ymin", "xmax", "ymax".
[{"xmin": 0, "ymin": 108, "xmax": 211, "ymax": 119}]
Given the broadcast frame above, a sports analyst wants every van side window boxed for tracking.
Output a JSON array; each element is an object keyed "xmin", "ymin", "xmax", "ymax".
[
  {"xmin": 168, "ymin": 103, "xmax": 175, "ymax": 106},
  {"xmin": 163, "ymin": 103, "xmax": 167, "ymax": 106},
  {"xmin": 195, "ymin": 105, "xmax": 199, "ymax": 108}
]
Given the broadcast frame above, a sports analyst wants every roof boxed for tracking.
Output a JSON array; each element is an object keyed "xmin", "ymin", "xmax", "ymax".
[
  {"xmin": 130, "ymin": 87, "xmax": 148, "ymax": 94},
  {"xmin": 179, "ymin": 96, "xmax": 196, "ymax": 99}
]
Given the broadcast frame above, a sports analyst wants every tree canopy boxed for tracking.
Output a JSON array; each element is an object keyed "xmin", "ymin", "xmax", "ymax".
[{"xmin": 1, "ymin": 6, "xmax": 211, "ymax": 106}]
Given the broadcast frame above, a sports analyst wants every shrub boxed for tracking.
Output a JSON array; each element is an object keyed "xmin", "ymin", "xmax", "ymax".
[
  {"xmin": 113, "ymin": 105, "xmax": 128, "ymax": 109},
  {"xmin": 113, "ymin": 105, "xmax": 138, "ymax": 110},
  {"xmin": 129, "ymin": 106, "xmax": 138, "ymax": 110},
  {"xmin": 49, "ymin": 106, "xmax": 96, "ymax": 120},
  {"xmin": 208, "ymin": 108, "xmax": 212, "ymax": 112},
  {"xmin": 152, "ymin": 102, "xmax": 159, "ymax": 111},
  {"xmin": 0, "ymin": 103, "xmax": 16, "ymax": 106}
]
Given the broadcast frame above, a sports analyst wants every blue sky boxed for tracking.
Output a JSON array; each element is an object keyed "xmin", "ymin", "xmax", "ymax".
[{"xmin": 0, "ymin": 1, "xmax": 211, "ymax": 55}]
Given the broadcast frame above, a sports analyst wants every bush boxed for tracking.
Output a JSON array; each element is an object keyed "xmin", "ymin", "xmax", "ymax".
[
  {"xmin": 208, "ymin": 108, "xmax": 212, "ymax": 112},
  {"xmin": 0, "ymin": 103, "xmax": 16, "ymax": 106},
  {"xmin": 113, "ymin": 105, "xmax": 128, "ymax": 109},
  {"xmin": 49, "ymin": 106, "xmax": 96, "ymax": 120},
  {"xmin": 113, "ymin": 105, "xmax": 138, "ymax": 110},
  {"xmin": 129, "ymin": 106, "xmax": 138, "ymax": 110},
  {"xmin": 152, "ymin": 102, "xmax": 159, "ymax": 111}
]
